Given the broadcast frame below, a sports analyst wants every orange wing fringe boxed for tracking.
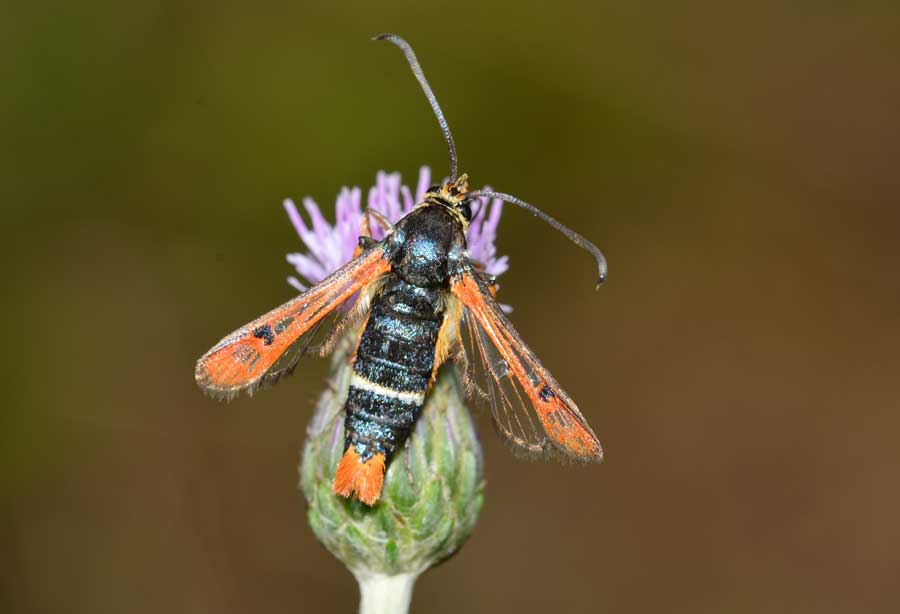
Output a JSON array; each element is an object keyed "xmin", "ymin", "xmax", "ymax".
[{"xmin": 332, "ymin": 447, "xmax": 386, "ymax": 506}]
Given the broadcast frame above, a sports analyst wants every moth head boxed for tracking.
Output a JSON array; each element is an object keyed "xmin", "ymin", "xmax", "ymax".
[{"xmin": 424, "ymin": 173, "xmax": 473, "ymax": 224}]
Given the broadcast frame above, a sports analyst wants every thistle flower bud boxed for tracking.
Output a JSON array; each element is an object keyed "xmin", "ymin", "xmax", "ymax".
[
  {"xmin": 300, "ymin": 332, "xmax": 484, "ymax": 608},
  {"xmin": 288, "ymin": 167, "xmax": 500, "ymax": 611}
]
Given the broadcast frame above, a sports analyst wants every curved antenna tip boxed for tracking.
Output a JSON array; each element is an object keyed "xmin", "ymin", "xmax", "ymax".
[
  {"xmin": 594, "ymin": 257, "xmax": 608, "ymax": 289},
  {"xmin": 471, "ymin": 189, "xmax": 608, "ymax": 291},
  {"xmin": 370, "ymin": 33, "xmax": 459, "ymax": 181}
]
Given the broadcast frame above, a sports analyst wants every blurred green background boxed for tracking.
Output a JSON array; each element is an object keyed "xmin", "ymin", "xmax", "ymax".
[{"xmin": 4, "ymin": 1, "xmax": 899, "ymax": 612}]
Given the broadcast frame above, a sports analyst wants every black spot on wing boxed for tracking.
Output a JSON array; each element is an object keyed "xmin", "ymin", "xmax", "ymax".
[
  {"xmin": 274, "ymin": 316, "xmax": 294, "ymax": 334},
  {"xmin": 539, "ymin": 385, "xmax": 555, "ymax": 402},
  {"xmin": 253, "ymin": 324, "xmax": 275, "ymax": 346}
]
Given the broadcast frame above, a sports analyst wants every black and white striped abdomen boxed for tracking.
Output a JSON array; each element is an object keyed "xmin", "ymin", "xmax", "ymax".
[{"xmin": 343, "ymin": 278, "xmax": 444, "ymax": 461}]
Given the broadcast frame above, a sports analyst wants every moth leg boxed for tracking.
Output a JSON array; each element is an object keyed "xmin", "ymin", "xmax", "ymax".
[
  {"xmin": 476, "ymin": 271, "xmax": 499, "ymax": 298},
  {"xmin": 471, "ymin": 261, "xmax": 501, "ymax": 298},
  {"xmin": 365, "ymin": 208, "xmax": 394, "ymax": 234},
  {"xmin": 353, "ymin": 217, "xmax": 376, "ymax": 258},
  {"xmin": 356, "ymin": 235, "xmax": 378, "ymax": 253},
  {"xmin": 353, "ymin": 209, "xmax": 394, "ymax": 257}
]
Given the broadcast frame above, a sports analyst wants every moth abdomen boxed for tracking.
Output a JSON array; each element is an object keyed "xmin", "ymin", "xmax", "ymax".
[{"xmin": 332, "ymin": 276, "xmax": 447, "ymax": 504}]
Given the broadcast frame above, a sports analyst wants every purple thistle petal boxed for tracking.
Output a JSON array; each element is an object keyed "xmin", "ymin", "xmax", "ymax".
[
  {"xmin": 485, "ymin": 255, "xmax": 509, "ymax": 277},
  {"xmin": 303, "ymin": 196, "xmax": 331, "ymax": 238},
  {"xmin": 301, "ymin": 198, "xmax": 337, "ymax": 266},
  {"xmin": 486, "ymin": 194, "xmax": 504, "ymax": 232},
  {"xmin": 386, "ymin": 173, "xmax": 402, "ymax": 223},
  {"xmin": 287, "ymin": 276, "xmax": 307, "ymax": 292},
  {"xmin": 287, "ymin": 252, "xmax": 328, "ymax": 283},
  {"xmin": 415, "ymin": 166, "xmax": 431, "ymax": 202},
  {"xmin": 283, "ymin": 198, "xmax": 309, "ymax": 239},
  {"xmin": 400, "ymin": 185, "xmax": 413, "ymax": 212}
]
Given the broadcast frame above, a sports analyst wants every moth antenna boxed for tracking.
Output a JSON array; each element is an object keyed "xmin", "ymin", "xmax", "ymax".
[
  {"xmin": 373, "ymin": 33, "xmax": 458, "ymax": 182},
  {"xmin": 469, "ymin": 190, "xmax": 608, "ymax": 288}
]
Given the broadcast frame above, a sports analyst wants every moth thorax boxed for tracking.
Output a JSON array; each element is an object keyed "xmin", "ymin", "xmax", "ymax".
[{"xmin": 395, "ymin": 207, "xmax": 462, "ymax": 287}]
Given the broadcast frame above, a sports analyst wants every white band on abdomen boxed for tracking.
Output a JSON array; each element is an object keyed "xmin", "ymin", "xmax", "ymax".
[{"xmin": 350, "ymin": 373, "xmax": 426, "ymax": 405}]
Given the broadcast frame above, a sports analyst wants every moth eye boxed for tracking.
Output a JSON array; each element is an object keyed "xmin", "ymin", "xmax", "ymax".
[{"xmin": 457, "ymin": 200, "xmax": 472, "ymax": 222}]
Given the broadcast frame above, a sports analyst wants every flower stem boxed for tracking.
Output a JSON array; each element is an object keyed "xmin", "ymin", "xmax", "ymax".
[{"xmin": 355, "ymin": 572, "xmax": 418, "ymax": 614}]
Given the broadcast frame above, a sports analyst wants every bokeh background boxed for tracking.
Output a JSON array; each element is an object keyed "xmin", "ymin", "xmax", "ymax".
[{"xmin": 4, "ymin": 1, "xmax": 899, "ymax": 612}]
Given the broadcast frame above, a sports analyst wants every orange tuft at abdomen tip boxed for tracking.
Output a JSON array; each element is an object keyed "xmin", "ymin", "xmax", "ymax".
[{"xmin": 332, "ymin": 447, "xmax": 386, "ymax": 506}]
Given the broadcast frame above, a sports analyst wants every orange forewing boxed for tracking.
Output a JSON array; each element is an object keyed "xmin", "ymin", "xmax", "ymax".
[
  {"xmin": 195, "ymin": 247, "xmax": 391, "ymax": 398},
  {"xmin": 452, "ymin": 270, "xmax": 603, "ymax": 461}
]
